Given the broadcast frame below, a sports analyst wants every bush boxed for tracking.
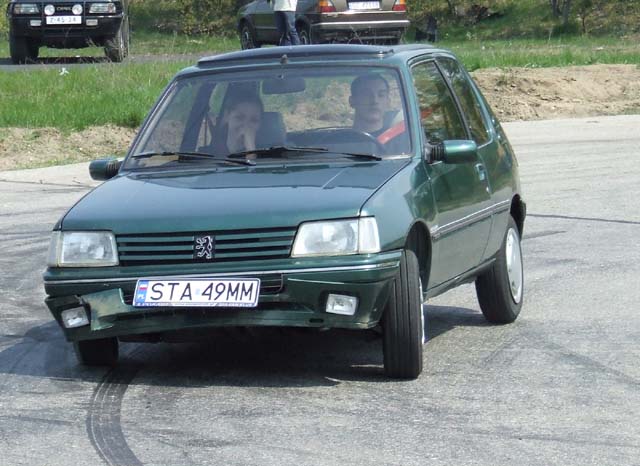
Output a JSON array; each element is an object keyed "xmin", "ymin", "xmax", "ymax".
[
  {"xmin": 0, "ymin": 10, "xmax": 8, "ymax": 36},
  {"xmin": 130, "ymin": 0, "xmax": 240, "ymax": 36}
]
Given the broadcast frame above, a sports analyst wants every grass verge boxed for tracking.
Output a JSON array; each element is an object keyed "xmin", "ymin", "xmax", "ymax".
[
  {"xmin": 0, "ymin": 61, "xmax": 190, "ymax": 129},
  {"xmin": 0, "ymin": 30, "xmax": 239, "ymax": 59},
  {"xmin": 0, "ymin": 35, "xmax": 639, "ymax": 131},
  {"xmin": 439, "ymin": 36, "xmax": 640, "ymax": 70}
]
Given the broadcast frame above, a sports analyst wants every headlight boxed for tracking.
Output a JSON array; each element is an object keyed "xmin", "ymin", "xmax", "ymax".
[
  {"xmin": 89, "ymin": 2, "xmax": 117, "ymax": 13},
  {"xmin": 13, "ymin": 3, "xmax": 39, "ymax": 14},
  {"xmin": 291, "ymin": 217, "xmax": 380, "ymax": 257},
  {"xmin": 47, "ymin": 231, "xmax": 119, "ymax": 267}
]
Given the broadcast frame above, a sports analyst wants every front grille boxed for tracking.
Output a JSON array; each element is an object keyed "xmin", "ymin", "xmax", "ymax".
[
  {"xmin": 121, "ymin": 273, "xmax": 284, "ymax": 304},
  {"xmin": 116, "ymin": 227, "xmax": 297, "ymax": 266}
]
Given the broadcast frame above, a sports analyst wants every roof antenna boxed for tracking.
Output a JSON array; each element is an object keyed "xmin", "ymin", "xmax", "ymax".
[{"xmin": 280, "ymin": 54, "xmax": 288, "ymax": 65}]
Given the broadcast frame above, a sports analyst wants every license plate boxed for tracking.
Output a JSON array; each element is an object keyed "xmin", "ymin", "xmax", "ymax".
[
  {"xmin": 349, "ymin": 1, "xmax": 380, "ymax": 9},
  {"xmin": 46, "ymin": 16, "xmax": 82, "ymax": 25},
  {"xmin": 133, "ymin": 278, "xmax": 260, "ymax": 308}
]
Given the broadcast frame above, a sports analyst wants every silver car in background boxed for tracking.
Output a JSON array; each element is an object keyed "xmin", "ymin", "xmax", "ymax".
[{"xmin": 237, "ymin": 0, "xmax": 409, "ymax": 48}]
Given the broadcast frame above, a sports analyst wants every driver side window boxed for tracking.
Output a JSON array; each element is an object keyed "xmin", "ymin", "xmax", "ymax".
[{"xmin": 410, "ymin": 61, "xmax": 467, "ymax": 144}]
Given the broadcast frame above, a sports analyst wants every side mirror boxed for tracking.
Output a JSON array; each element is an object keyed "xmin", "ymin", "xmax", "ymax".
[
  {"xmin": 89, "ymin": 158, "xmax": 122, "ymax": 181},
  {"xmin": 429, "ymin": 140, "xmax": 478, "ymax": 164}
]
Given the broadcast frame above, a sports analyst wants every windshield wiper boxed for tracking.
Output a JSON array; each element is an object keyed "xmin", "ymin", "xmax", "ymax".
[
  {"xmin": 227, "ymin": 145, "xmax": 382, "ymax": 161},
  {"xmin": 131, "ymin": 151, "xmax": 255, "ymax": 166},
  {"xmin": 335, "ymin": 151, "xmax": 383, "ymax": 161},
  {"xmin": 226, "ymin": 145, "xmax": 330, "ymax": 159}
]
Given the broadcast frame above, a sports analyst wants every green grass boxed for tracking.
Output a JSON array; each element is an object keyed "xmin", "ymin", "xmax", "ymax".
[
  {"xmin": 0, "ymin": 34, "xmax": 638, "ymax": 130},
  {"xmin": 0, "ymin": 61, "xmax": 190, "ymax": 129},
  {"xmin": 0, "ymin": 29, "xmax": 240, "ymax": 59},
  {"xmin": 436, "ymin": 36, "xmax": 640, "ymax": 71}
]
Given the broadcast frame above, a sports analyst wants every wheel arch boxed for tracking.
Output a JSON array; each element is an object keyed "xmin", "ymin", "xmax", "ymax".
[
  {"xmin": 237, "ymin": 17, "xmax": 251, "ymax": 32},
  {"xmin": 510, "ymin": 194, "xmax": 526, "ymax": 237},
  {"xmin": 404, "ymin": 221, "xmax": 432, "ymax": 290},
  {"xmin": 295, "ymin": 17, "xmax": 311, "ymax": 32}
]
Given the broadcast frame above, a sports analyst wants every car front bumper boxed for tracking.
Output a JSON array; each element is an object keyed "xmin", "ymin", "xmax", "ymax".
[
  {"xmin": 9, "ymin": 14, "xmax": 123, "ymax": 45},
  {"xmin": 43, "ymin": 250, "xmax": 402, "ymax": 342}
]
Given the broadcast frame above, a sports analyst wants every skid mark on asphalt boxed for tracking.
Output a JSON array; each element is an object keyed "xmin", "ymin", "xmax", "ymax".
[
  {"xmin": 0, "ymin": 178, "xmax": 95, "ymax": 189},
  {"xmin": 87, "ymin": 351, "xmax": 144, "ymax": 466},
  {"xmin": 529, "ymin": 213, "xmax": 640, "ymax": 226},
  {"xmin": 523, "ymin": 229, "xmax": 565, "ymax": 240}
]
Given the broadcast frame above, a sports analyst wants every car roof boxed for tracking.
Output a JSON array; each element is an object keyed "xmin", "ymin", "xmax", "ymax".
[{"xmin": 178, "ymin": 44, "xmax": 453, "ymax": 76}]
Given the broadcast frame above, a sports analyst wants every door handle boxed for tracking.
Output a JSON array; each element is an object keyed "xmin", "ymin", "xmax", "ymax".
[{"xmin": 474, "ymin": 163, "xmax": 487, "ymax": 181}]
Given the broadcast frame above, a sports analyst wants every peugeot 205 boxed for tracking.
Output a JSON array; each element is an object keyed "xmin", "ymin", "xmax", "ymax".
[{"xmin": 43, "ymin": 45, "xmax": 526, "ymax": 379}]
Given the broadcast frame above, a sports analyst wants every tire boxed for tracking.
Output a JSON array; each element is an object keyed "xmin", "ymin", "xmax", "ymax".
[
  {"xmin": 73, "ymin": 337, "xmax": 119, "ymax": 366},
  {"xmin": 382, "ymin": 249, "xmax": 424, "ymax": 379},
  {"xmin": 240, "ymin": 22, "xmax": 260, "ymax": 50},
  {"xmin": 475, "ymin": 216, "xmax": 524, "ymax": 323},
  {"xmin": 9, "ymin": 34, "xmax": 33, "ymax": 64},
  {"xmin": 27, "ymin": 42, "xmax": 39, "ymax": 61},
  {"xmin": 297, "ymin": 24, "xmax": 312, "ymax": 45},
  {"xmin": 105, "ymin": 18, "xmax": 129, "ymax": 62}
]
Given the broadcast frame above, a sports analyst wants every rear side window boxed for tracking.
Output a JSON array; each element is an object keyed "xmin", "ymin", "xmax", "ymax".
[
  {"xmin": 438, "ymin": 57, "xmax": 491, "ymax": 146},
  {"xmin": 409, "ymin": 61, "xmax": 467, "ymax": 143}
]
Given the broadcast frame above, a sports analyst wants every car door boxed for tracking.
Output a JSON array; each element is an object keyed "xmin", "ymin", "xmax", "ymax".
[
  {"xmin": 409, "ymin": 59, "xmax": 492, "ymax": 285},
  {"xmin": 437, "ymin": 56, "xmax": 515, "ymax": 262},
  {"xmin": 252, "ymin": 0, "xmax": 279, "ymax": 43}
]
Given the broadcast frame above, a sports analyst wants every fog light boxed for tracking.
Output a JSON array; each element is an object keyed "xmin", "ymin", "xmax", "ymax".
[
  {"xmin": 86, "ymin": 19, "xmax": 98, "ymax": 26},
  {"xmin": 61, "ymin": 308, "xmax": 89, "ymax": 328},
  {"xmin": 326, "ymin": 294, "xmax": 358, "ymax": 316},
  {"xmin": 72, "ymin": 4, "xmax": 83, "ymax": 15},
  {"xmin": 30, "ymin": 20, "xmax": 42, "ymax": 27},
  {"xmin": 44, "ymin": 4, "xmax": 55, "ymax": 15}
]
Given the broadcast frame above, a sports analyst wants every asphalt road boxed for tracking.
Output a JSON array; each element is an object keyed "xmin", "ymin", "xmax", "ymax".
[{"xmin": 1, "ymin": 115, "xmax": 639, "ymax": 466}]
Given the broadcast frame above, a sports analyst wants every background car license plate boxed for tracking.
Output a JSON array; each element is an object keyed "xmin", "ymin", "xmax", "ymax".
[
  {"xmin": 349, "ymin": 1, "xmax": 380, "ymax": 9},
  {"xmin": 133, "ymin": 278, "xmax": 260, "ymax": 308},
  {"xmin": 46, "ymin": 16, "xmax": 82, "ymax": 25}
]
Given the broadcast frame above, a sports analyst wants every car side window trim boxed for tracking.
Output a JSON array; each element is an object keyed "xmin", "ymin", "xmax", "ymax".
[
  {"xmin": 434, "ymin": 54, "xmax": 495, "ymax": 149},
  {"xmin": 408, "ymin": 57, "xmax": 471, "ymax": 146}
]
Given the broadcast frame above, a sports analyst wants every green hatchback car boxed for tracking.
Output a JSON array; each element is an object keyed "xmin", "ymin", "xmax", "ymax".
[{"xmin": 44, "ymin": 44, "xmax": 526, "ymax": 379}]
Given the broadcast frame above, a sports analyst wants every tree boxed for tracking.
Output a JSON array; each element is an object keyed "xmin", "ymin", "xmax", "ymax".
[
  {"xmin": 549, "ymin": 0, "xmax": 575, "ymax": 27},
  {"xmin": 562, "ymin": 0, "xmax": 573, "ymax": 26},
  {"xmin": 576, "ymin": 0, "xmax": 595, "ymax": 33}
]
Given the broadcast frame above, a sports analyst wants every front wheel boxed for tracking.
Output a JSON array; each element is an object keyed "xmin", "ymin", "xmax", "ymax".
[
  {"xmin": 105, "ymin": 19, "xmax": 129, "ymax": 62},
  {"xmin": 9, "ymin": 34, "xmax": 37, "ymax": 64},
  {"xmin": 382, "ymin": 249, "xmax": 424, "ymax": 379},
  {"xmin": 475, "ymin": 216, "xmax": 524, "ymax": 323},
  {"xmin": 73, "ymin": 337, "xmax": 119, "ymax": 366}
]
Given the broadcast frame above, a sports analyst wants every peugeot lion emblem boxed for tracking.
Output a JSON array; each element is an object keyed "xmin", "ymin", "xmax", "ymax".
[{"xmin": 195, "ymin": 235, "xmax": 215, "ymax": 261}]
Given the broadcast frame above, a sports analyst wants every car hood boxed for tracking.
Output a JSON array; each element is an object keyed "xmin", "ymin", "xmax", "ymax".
[{"xmin": 61, "ymin": 160, "xmax": 410, "ymax": 234}]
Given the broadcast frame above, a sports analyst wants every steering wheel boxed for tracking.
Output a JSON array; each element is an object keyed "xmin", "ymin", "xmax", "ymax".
[{"xmin": 318, "ymin": 128, "xmax": 387, "ymax": 154}]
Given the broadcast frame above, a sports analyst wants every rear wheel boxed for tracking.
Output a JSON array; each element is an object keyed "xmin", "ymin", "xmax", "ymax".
[
  {"xmin": 382, "ymin": 249, "xmax": 424, "ymax": 379},
  {"xmin": 73, "ymin": 337, "xmax": 119, "ymax": 366},
  {"xmin": 297, "ymin": 23, "xmax": 312, "ymax": 44},
  {"xmin": 240, "ymin": 23, "xmax": 260, "ymax": 50},
  {"xmin": 105, "ymin": 18, "xmax": 129, "ymax": 62},
  {"xmin": 475, "ymin": 216, "xmax": 524, "ymax": 323}
]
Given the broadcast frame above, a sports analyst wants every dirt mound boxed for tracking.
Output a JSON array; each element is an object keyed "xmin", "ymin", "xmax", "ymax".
[
  {"xmin": 0, "ymin": 125, "xmax": 136, "ymax": 171},
  {"xmin": 471, "ymin": 64, "xmax": 640, "ymax": 121},
  {"xmin": 1, "ymin": 64, "xmax": 639, "ymax": 171}
]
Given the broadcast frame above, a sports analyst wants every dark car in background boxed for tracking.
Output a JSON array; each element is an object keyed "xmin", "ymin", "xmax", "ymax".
[
  {"xmin": 5, "ymin": 0, "xmax": 130, "ymax": 63},
  {"xmin": 237, "ymin": 0, "xmax": 409, "ymax": 48}
]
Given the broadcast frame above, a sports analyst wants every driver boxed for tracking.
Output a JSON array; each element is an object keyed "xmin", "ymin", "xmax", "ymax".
[{"xmin": 349, "ymin": 73, "xmax": 391, "ymax": 137}]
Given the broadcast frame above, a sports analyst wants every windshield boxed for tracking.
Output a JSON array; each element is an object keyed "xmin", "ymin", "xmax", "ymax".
[{"xmin": 124, "ymin": 66, "xmax": 412, "ymax": 170}]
